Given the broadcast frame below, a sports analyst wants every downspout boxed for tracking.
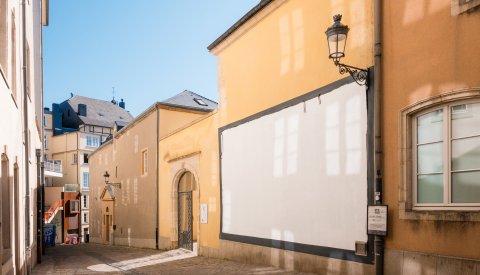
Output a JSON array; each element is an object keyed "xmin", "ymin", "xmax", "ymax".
[
  {"xmin": 155, "ymin": 104, "xmax": 159, "ymax": 249},
  {"xmin": 40, "ymin": 161, "xmax": 45, "ymax": 255},
  {"xmin": 22, "ymin": 0, "xmax": 31, "ymax": 273},
  {"xmin": 36, "ymin": 149, "xmax": 41, "ymax": 264},
  {"xmin": 373, "ymin": 0, "xmax": 384, "ymax": 275}
]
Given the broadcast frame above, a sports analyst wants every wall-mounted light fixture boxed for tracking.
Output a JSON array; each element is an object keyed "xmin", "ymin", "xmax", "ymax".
[
  {"xmin": 325, "ymin": 14, "xmax": 368, "ymax": 86},
  {"xmin": 104, "ymin": 170, "xmax": 121, "ymax": 188}
]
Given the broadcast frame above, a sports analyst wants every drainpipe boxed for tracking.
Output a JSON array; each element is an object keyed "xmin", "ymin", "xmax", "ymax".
[
  {"xmin": 155, "ymin": 104, "xmax": 159, "ymax": 249},
  {"xmin": 22, "ymin": 0, "xmax": 32, "ymax": 273},
  {"xmin": 373, "ymin": 0, "xmax": 384, "ymax": 274},
  {"xmin": 41, "ymin": 161, "xmax": 45, "ymax": 255},
  {"xmin": 36, "ymin": 149, "xmax": 42, "ymax": 264}
]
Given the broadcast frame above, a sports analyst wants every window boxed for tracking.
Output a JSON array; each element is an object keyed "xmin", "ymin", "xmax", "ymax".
[
  {"xmin": 413, "ymin": 100, "xmax": 480, "ymax": 208},
  {"xmin": 83, "ymin": 153, "xmax": 88, "ymax": 164},
  {"xmin": 194, "ymin": 98, "xmax": 208, "ymax": 106},
  {"xmin": 141, "ymin": 149, "xmax": 147, "ymax": 175},
  {"xmin": 86, "ymin": 136, "xmax": 100, "ymax": 147},
  {"xmin": 44, "ymin": 135, "xmax": 47, "ymax": 149},
  {"xmin": 70, "ymin": 200, "xmax": 79, "ymax": 213},
  {"xmin": 83, "ymin": 195, "xmax": 88, "ymax": 208},
  {"xmin": 83, "ymin": 212, "xmax": 88, "ymax": 223},
  {"xmin": 73, "ymin": 153, "xmax": 78, "ymax": 164},
  {"xmin": 82, "ymin": 172, "xmax": 89, "ymax": 189}
]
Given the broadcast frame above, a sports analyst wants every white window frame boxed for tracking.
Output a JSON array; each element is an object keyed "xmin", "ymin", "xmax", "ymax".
[
  {"xmin": 413, "ymin": 99, "xmax": 480, "ymax": 210},
  {"xmin": 82, "ymin": 195, "xmax": 88, "ymax": 209},
  {"xmin": 82, "ymin": 212, "xmax": 89, "ymax": 224},
  {"xmin": 399, "ymin": 89, "xmax": 480, "ymax": 221},
  {"xmin": 82, "ymin": 172, "xmax": 89, "ymax": 190},
  {"xmin": 86, "ymin": 136, "xmax": 100, "ymax": 148}
]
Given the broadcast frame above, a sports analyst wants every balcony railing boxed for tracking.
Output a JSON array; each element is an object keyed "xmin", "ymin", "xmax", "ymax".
[{"xmin": 45, "ymin": 160, "xmax": 62, "ymax": 177}]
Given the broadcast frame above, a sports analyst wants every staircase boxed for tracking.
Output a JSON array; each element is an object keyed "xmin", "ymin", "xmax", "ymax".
[{"xmin": 45, "ymin": 199, "xmax": 63, "ymax": 224}]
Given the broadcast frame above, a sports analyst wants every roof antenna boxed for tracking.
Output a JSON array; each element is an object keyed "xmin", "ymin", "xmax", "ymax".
[{"xmin": 111, "ymin": 87, "xmax": 117, "ymax": 105}]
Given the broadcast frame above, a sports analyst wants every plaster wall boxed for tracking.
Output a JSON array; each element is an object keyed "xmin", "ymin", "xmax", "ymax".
[
  {"xmin": 158, "ymin": 113, "xmax": 219, "ymax": 250},
  {"xmin": 89, "ymin": 105, "xmax": 207, "ymax": 249},
  {"xmin": 50, "ymin": 132, "xmax": 79, "ymax": 187},
  {"xmin": 0, "ymin": 0, "xmax": 45, "ymax": 272},
  {"xmin": 213, "ymin": 0, "xmax": 374, "ymax": 127},
  {"xmin": 382, "ymin": 0, "xmax": 480, "ymax": 261}
]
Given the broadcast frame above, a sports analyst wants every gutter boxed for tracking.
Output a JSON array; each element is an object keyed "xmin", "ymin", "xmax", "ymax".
[
  {"xmin": 373, "ymin": 0, "xmax": 384, "ymax": 274},
  {"xmin": 22, "ymin": 0, "xmax": 31, "ymax": 273},
  {"xmin": 207, "ymin": 0, "xmax": 274, "ymax": 51}
]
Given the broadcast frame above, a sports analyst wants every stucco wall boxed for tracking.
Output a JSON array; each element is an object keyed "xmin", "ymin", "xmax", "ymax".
[
  {"xmin": 214, "ymin": 0, "xmax": 374, "ymax": 127},
  {"xmin": 383, "ymin": 0, "xmax": 480, "ymax": 261},
  {"xmin": 89, "ymin": 105, "xmax": 208, "ymax": 249},
  {"xmin": 158, "ymin": 113, "xmax": 219, "ymax": 250}
]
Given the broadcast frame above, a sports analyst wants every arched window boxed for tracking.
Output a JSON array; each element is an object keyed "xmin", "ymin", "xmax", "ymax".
[{"xmin": 413, "ymin": 99, "xmax": 480, "ymax": 207}]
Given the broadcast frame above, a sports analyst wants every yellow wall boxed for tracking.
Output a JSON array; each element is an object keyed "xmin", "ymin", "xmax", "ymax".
[
  {"xmin": 383, "ymin": 0, "xmax": 480, "ymax": 259},
  {"xmin": 159, "ymin": 107, "xmax": 209, "ymax": 139},
  {"xmin": 214, "ymin": 0, "xmax": 374, "ymax": 126},
  {"xmin": 158, "ymin": 113, "xmax": 219, "ymax": 249},
  {"xmin": 156, "ymin": 0, "xmax": 375, "ymax": 264},
  {"xmin": 50, "ymin": 132, "xmax": 79, "ymax": 187}
]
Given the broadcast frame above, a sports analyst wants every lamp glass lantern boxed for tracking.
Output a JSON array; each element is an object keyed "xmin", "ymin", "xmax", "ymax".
[
  {"xmin": 325, "ymin": 14, "xmax": 349, "ymax": 64},
  {"xmin": 104, "ymin": 171, "xmax": 110, "ymax": 184}
]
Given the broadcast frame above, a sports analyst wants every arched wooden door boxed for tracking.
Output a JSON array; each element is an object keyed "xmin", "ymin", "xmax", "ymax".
[{"xmin": 178, "ymin": 172, "xmax": 194, "ymax": 250}]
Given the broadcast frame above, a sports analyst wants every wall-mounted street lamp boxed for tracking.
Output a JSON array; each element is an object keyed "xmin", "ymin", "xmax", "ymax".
[
  {"xmin": 104, "ymin": 171, "xmax": 121, "ymax": 189},
  {"xmin": 325, "ymin": 14, "xmax": 368, "ymax": 86}
]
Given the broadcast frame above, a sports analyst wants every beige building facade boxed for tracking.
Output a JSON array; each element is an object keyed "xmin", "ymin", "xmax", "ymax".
[
  {"xmin": 89, "ymin": 91, "xmax": 217, "ymax": 249},
  {"xmin": 43, "ymin": 95, "xmax": 133, "ymax": 243},
  {"xmin": 0, "ymin": 0, "xmax": 49, "ymax": 273}
]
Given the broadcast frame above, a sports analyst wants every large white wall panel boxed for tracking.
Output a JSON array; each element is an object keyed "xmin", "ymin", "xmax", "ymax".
[{"xmin": 221, "ymin": 82, "xmax": 368, "ymax": 251}]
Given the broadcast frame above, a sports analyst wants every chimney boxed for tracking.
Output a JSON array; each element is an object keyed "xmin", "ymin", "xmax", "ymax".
[
  {"xmin": 78, "ymin": 104, "xmax": 87, "ymax": 116},
  {"xmin": 119, "ymin": 99, "xmax": 125, "ymax": 109}
]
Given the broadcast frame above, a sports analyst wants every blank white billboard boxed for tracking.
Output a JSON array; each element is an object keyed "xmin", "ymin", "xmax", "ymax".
[{"xmin": 221, "ymin": 82, "xmax": 368, "ymax": 252}]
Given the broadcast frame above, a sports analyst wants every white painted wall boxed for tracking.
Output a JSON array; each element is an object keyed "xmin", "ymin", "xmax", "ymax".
[
  {"xmin": 221, "ymin": 82, "xmax": 368, "ymax": 251},
  {"xmin": 0, "ymin": 0, "xmax": 45, "ymax": 271}
]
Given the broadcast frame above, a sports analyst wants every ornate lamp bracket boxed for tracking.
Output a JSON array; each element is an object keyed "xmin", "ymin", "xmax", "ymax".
[{"xmin": 335, "ymin": 61, "xmax": 368, "ymax": 87}]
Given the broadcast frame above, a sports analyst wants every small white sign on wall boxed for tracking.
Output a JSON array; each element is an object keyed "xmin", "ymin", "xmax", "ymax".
[{"xmin": 200, "ymin": 204, "xmax": 208, "ymax": 224}]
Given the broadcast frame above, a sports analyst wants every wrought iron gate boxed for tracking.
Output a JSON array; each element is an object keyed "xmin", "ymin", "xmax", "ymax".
[{"xmin": 178, "ymin": 191, "xmax": 193, "ymax": 251}]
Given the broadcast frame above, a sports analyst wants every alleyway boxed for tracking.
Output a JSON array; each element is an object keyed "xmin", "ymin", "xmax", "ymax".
[{"xmin": 33, "ymin": 244, "xmax": 312, "ymax": 274}]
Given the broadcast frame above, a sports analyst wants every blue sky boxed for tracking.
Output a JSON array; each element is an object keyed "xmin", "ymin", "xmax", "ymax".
[{"xmin": 43, "ymin": 0, "xmax": 259, "ymax": 116}]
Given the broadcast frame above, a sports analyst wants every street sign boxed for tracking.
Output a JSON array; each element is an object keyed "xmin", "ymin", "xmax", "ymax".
[{"xmin": 367, "ymin": 205, "xmax": 388, "ymax": 236}]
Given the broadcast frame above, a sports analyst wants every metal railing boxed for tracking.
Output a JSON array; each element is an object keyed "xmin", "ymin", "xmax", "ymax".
[
  {"xmin": 44, "ymin": 199, "xmax": 63, "ymax": 223},
  {"xmin": 45, "ymin": 159, "xmax": 62, "ymax": 174}
]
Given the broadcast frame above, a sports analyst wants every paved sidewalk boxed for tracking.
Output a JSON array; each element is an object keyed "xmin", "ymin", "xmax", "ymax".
[{"xmin": 33, "ymin": 243, "xmax": 313, "ymax": 274}]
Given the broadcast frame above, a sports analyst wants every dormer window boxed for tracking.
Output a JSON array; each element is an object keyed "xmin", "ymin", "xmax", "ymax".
[{"xmin": 194, "ymin": 98, "xmax": 208, "ymax": 106}]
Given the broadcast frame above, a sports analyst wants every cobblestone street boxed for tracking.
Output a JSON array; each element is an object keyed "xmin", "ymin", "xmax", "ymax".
[{"xmin": 33, "ymin": 244, "xmax": 313, "ymax": 274}]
